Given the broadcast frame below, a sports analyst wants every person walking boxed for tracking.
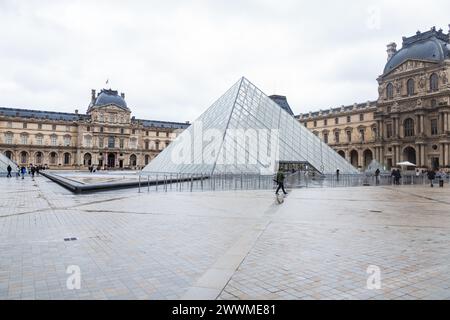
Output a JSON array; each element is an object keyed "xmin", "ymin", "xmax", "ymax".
[
  {"xmin": 6, "ymin": 165, "xmax": 12, "ymax": 178},
  {"xmin": 336, "ymin": 169, "xmax": 340, "ymax": 182},
  {"xmin": 427, "ymin": 170, "xmax": 436, "ymax": 188},
  {"xmin": 375, "ymin": 168, "xmax": 380, "ymax": 186},
  {"xmin": 20, "ymin": 166, "xmax": 26, "ymax": 179},
  {"xmin": 275, "ymin": 169, "xmax": 288, "ymax": 195},
  {"xmin": 30, "ymin": 166, "xmax": 36, "ymax": 180}
]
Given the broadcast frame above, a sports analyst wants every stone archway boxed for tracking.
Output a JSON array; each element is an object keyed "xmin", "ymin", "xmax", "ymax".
[
  {"xmin": 130, "ymin": 154, "xmax": 137, "ymax": 167},
  {"xmin": 4, "ymin": 150, "xmax": 14, "ymax": 161},
  {"xmin": 107, "ymin": 153, "xmax": 115, "ymax": 168},
  {"xmin": 350, "ymin": 150, "xmax": 359, "ymax": 168},
  {"xmin": 49, "ymin": 152, "xmax": 58, "ymax": 165},
  {"xmin": 84, "ymin": 153, "xmax": 92, "ymax": 166},
  {"xmin": 19, "ymin": 151, "xmax": 28, "ymax": 165},
  {"xmin": 35, "ymin": 152, "xmax": 43, "ymax": 165},
  {"xmin": 403, "ymin": 146, "xmax": 417, "ymax": 165},
  {"xmin": 363, "ymin": 149, "xmax": 373, "ymax": 168}
]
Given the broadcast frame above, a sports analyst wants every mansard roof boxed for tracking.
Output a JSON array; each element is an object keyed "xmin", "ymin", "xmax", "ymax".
[{"xmin": 0, "ymin": 106, "xmax": 190, "ymax": 129}]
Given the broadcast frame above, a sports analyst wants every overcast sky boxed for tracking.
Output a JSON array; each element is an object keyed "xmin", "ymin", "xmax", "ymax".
[{"xmin": 1, "ymin": 0, "xmax": 450, "ymax": 122}]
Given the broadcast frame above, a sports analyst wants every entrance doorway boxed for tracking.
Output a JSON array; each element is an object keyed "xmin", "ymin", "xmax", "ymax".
[
  {"xmin": 403, "ymin": 147, "xmax": 416, "ymax": 165},
  {"xmin": 432, "ymin": 157, "xmax": 440, "ymax": 170},
  {"xmin": 119, "ymin": 160, "xmax": 123, "ymax": 168},
  {"xmin": 107, "ymin": 153, "xmax": 115, "ymax": 168}
]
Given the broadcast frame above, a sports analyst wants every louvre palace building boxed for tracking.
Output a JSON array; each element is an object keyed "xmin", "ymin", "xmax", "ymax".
[
  {"xmin": 298, "ymin": 26, "xmax": 450, "ymax": 171},
  {"xmin": 0, "ymin": 88, "xmax": 189, "ymax": 169}
]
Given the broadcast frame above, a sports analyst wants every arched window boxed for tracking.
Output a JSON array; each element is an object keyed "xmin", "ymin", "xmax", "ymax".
[
  {"xmin": 404, "ymin": 118, "xmax": 415, "ymax": 137},
  {"xmin": 20, "ymin": 151, "xmax": 28, "ymax": 164},
  {"xmin": 407, "ymin": 79, "xmax": 415, "ymax": 96},
  {"xmin": 35, "ymin": 152, "xmax": 43, "ymax": 164},
  {"xmin": 386, "ymin": 83, "xmax": 394, "ymax": 99},
  {"xmin": 49, "ymin": 152, "xmax": 58, "ymax": 165},
  {"xmin": 130, "ymin": 154, "xmax": 137, "ymax": 167},
  {"xmin": 84, "ymin": 135, "xmax": 92, "ymax": 148},
  {"xmin": 430, "ymin": 73, "xmax": 439, "ymax": 91}
]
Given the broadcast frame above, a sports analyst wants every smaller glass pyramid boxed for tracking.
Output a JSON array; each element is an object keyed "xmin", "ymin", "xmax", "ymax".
[
  {"xmin": 0, "ymin": 153, "xmax": 18, "ymax": 175},
  {"xmin": 143, "ymin": 77, "xmax": 358, "ymax": 175}
]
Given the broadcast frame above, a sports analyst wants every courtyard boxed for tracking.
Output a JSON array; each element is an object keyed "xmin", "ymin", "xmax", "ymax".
[{"xmin": 0, "ymin": 175, "xmax": 450, "ymax": 300}]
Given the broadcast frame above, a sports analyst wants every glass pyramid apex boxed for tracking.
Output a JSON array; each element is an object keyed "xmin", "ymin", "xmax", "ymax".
[{"xmin": 143, "ymin": 77, "xmax": 358, "ymax": 175}]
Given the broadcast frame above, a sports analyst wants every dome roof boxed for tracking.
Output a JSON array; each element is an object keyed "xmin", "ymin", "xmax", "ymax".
[
  {"xmin": 92, "ymin": 89, "xmax": 129, "ymax": 111},
  {"xmin": 384, "ymin": 28, "xmax": 450, "ymax": 75}
]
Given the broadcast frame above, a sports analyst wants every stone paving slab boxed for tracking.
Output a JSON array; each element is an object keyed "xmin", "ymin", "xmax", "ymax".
[{"xmin": 1, "ymin": 175, "xmax": 450, "ymax": 300}]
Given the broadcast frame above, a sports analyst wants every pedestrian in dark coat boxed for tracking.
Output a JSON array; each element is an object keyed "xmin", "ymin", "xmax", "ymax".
[{"xmin": 428, "ymin": 170, "xmax": 436, "ymax": 188}]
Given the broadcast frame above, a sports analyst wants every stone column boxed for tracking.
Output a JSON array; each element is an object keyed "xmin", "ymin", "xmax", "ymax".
[
  {"xmin": 421, "ymin": 145, "xmax": 426, "ymax": 168},
  {"xmin": 440, "ymin": 144, "xmax": 445, "ymax": 168},
  {"xmin": 416, "ymin": 145, "xmax": 421, "ymax": 167},
  {"xmin": 442, "ymin": 112, "xmax": 448, "ymax": 132},
  {"xmin": 445, "ymin": 144, "xmax": 449, "ymax": 167}
]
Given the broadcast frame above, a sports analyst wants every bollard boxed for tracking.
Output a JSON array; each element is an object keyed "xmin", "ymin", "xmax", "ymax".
[{"xmin": 147, "ymin": 175, "xmax": 150, "ymax": 192}]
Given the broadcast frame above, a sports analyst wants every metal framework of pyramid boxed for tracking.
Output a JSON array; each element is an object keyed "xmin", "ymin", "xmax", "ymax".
[
  {"xmin": 143, "ymin": 77, "xmax": 357, "ymax": 175},
  {"xmin": 0, "ymin": 153, "xmax": 18, "ymax": 175}
]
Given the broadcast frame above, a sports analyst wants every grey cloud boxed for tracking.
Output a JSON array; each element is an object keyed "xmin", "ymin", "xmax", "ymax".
[{"xmin": 1, "ymin": 0, "xmax": 450, "ymax": 121}]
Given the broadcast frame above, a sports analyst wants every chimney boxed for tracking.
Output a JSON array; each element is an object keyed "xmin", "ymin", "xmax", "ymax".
[
  {"xmin": 386, "ymin": 42, "xmax": 397, "ymax": 61},
  {"xmin": 121, "ymin": 92, "xmax": 125, "ymax": 99},
  {"xmin": 91, "ymin": 89, "xmax": 96, "ymax": 103}
]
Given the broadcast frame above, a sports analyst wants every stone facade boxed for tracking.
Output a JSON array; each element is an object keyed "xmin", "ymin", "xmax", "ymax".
[
  {"xmin": 298, "ymin": 27, "xmax": 450, "ymax": 170},
  {"xmin": 0, "ymin": 88, "xmax": 189, "ymax": 169}
]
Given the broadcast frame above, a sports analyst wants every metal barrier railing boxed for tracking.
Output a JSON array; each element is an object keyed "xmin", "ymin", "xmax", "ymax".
[{"xmin": 137, "ymin": 171, "xmax": 450, "ymax": 193}]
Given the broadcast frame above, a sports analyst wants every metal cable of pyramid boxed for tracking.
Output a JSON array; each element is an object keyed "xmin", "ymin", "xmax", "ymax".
[{"xmin": 142, "ymin": 77, "xmax": 358, "ymax": 175}]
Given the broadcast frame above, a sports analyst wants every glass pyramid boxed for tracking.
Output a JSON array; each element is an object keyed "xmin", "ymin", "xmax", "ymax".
[
  {"xmin": 143, "ymin": 77, "xmax": 358, "ymax": 175},
  {"xmin": 0, "ymin": 153, "xmax": 18, "ymax": 175}
]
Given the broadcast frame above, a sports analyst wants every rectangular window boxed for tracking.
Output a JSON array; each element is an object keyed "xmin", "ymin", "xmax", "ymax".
[
  {"xmin": 323, "ymin": 133, "xmax": 328, "ymax": 144},
  {"xmin": 100, "ymin": 127, "xmax": 104, "ymax": 133},
  {"xmin": 347, "ymin": 131, "xmax": 351, "ymax": 142},
  {"xmin": 85, "ymin": 137, "xmax": 91, "ymax": 148},
  {"xmin": 23, "ymin": 122, "xmax": 27, "ymax": 129},
  {"xmin": 108, "ymin": 136, "xmax": 115, "ymax": 148},
  {"xmin": 38, "ymin": 123, "xmax": 42, "ymax": 130},
  {"xmin": 64, "ymin": 136, "xmax": 71, "ymax": 146},
  {"xmin": 145, "ymin": 141, "xmax": 149, "ymax": 150},
  {"xmin": 313, "ymin": 121, "xmax": 317, "ymax": 127},
  {"xmin": 386, "ymin": 124, "xmax": 393, "ymax": 138},
  {"xmin": 132, "ymin": 129, "xmax": 136, "ymax": 134},
  {"xmin": 87, "ymin": 126, "xmax": 91, "ymax": 132},
  {"xmin": 51, "ymin": 135, "xmax": 57, "ymax": 146},
  {"xmin": 6, "ymin": 133, "xmax": 13, "ymax": 144},
  {"xmin": 21, "ymin": 135, "xmax": 28, "ymax": 145},
  {"xmin": 66, "ymin": 125, "xmax": 70, "ymax": 132},
  {"xmin": 431, "ymin": 119, "xmax": 438, "ymax": 135},
  {"xmin": 335, "ymin": 118, "xmax": 339, "ymax": 125},
  {"xmin": 36, "ymin": 135, "xmax": 43, "ymax": 145},
  {"xmin": 359, "ymin": 114, "xmax": 364, "ymax": 121},
  {"xmin": 7, "ymin": 122, "xmax": 12, "ymax": 128},
  {"xmin": 52, "ymin": 124, "xmax": 57, "ymax": 131},
  {"xmin": 99, "ymin": 138, "xmax": 104, "ymax": 148},
  {"xmin": 360, "ymin": 129, "xmax": 365, "ymax": 142},
  {"xmin": 119, "ymin": 138, "xmax": 124, "ymax": 149},
  {"xmin": 120, "ymin": 128, "xmax": 125, "ymax": 135},
  {"xmin": 324, "ymin": 119, "xmax": 328, "ymax": 126},
  {"xmin": 347, "ymin": 116, "xmax": 351, "ymax": 123},
  {"xmin": 334, "ymin": 131, "xmax": 340, "ymax": 143}
]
